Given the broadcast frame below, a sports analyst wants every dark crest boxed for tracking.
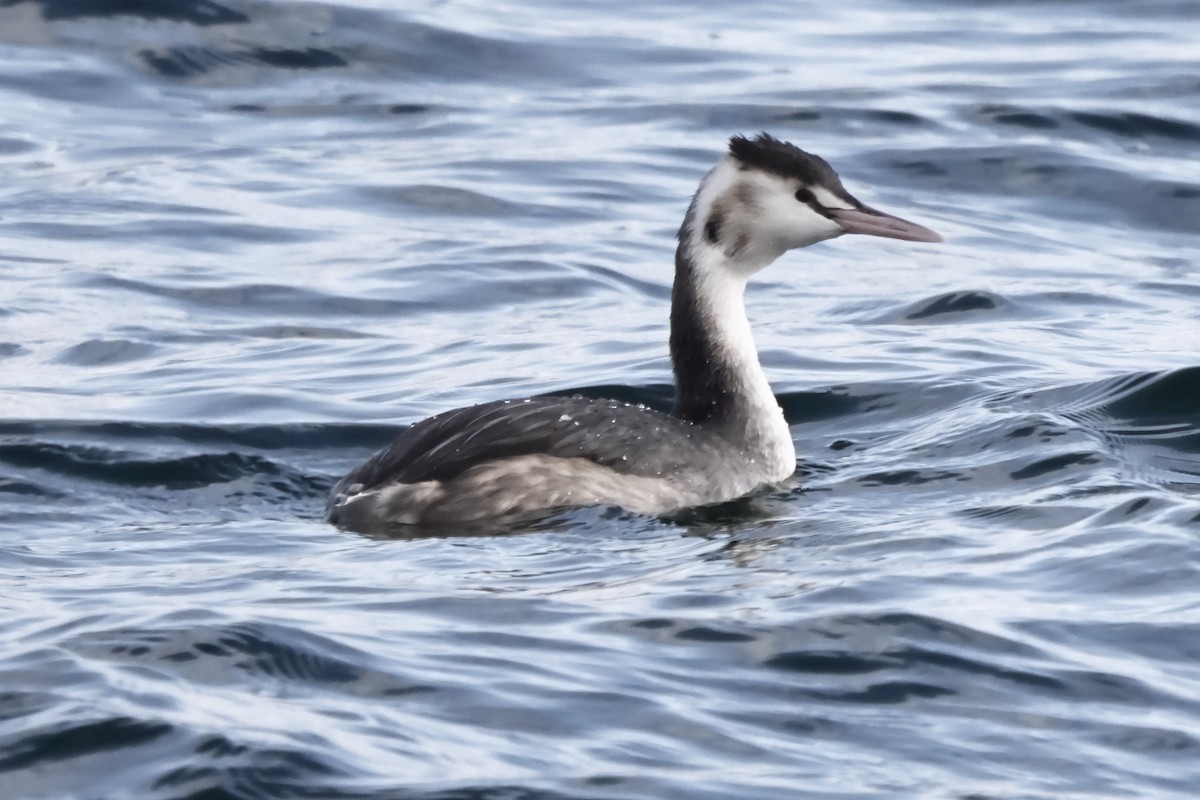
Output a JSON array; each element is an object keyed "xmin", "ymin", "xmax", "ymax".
[{"xmin": 728, "ymin": 133, "xmax": 850, "ymax": 197}]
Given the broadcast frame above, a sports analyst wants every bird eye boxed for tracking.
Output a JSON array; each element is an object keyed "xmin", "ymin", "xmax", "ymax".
[{"xmin": 794, "ymin": 187, "xmax": 815, "ymax": 204}]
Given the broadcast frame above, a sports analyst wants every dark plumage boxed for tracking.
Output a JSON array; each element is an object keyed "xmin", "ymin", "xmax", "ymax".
[
  {"xmin": 670, "ymin": 253, "xmax": 734, "ymax": 425},
  {"xmin": 728, "ymin": 133, "xmax": 857, "ymax": 206},
  {"xmin": 332, "ymin": 396, "xmax": 707, "ymax": 490}
]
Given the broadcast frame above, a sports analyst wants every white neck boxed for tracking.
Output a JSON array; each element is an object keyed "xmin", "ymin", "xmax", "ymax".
[{"xmin": 670, "ymin": 238, "xmax": 795, "ymax": 478}]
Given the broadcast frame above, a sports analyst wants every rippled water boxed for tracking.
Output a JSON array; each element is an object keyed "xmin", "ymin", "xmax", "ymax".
[{"xmin": 2, "ymin": 0, "xmax": 1199, "ymax": 797}]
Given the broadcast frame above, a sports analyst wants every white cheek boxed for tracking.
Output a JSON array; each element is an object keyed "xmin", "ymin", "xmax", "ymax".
[
  {"xmin": 812, "ymin": 186, "xmax": 852, "ymax": 211},
  {"xmin": 771, "ymin": 202, "xmax": 841, "ymax": 248}
]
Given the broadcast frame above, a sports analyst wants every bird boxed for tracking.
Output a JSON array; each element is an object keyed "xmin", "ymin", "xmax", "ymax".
[{"xmin": 327, "ymin": 133, "xmax": 941, "ymax": 532}]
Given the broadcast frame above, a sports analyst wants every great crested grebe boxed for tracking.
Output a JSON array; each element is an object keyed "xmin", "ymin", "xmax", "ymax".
[{"xmin": 328, "ymin": 134, "xmax": 941, "ymax": 531}]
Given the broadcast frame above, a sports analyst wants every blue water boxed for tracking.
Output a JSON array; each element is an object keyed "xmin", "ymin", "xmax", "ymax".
[{"xmin": 2, "ymin": 0, "xmax": 1199, "ymax": 797}]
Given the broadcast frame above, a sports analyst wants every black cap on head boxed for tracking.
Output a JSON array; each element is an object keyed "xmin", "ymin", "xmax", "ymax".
[{"xmin": 728, "ymin": 133, "xmax": 855, "ymax": 202}]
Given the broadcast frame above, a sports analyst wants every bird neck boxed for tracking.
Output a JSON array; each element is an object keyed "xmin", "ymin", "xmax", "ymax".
[{"xmin": 669, "ymin": 239, "xmax": 793, "ymax": 469}]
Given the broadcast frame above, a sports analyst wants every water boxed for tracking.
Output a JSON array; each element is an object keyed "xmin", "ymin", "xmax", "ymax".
[{"xmin": 2, "ymin": 0, "xmax": 1199, "ymax": 797}]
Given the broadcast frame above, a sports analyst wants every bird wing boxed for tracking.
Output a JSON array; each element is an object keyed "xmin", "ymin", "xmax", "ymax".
[{"xmin": 340, "ymin": 395, "xmax": 709, "ymax": 490}]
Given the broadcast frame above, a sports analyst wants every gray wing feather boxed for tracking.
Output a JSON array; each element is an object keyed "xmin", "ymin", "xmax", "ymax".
[{"xmin": 339, "ymin": 395, "xmax": 709, "ymax": 492}]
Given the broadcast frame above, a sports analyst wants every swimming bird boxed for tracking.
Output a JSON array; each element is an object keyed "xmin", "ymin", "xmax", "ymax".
[{"xmin": 328, "ymin": 133, "xmax": 941, "ymax": 532}]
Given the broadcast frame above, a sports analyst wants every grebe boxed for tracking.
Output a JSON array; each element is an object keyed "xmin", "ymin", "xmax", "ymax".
[{"xmin": 328, "ymin": 134, "xmax": 941, "ymax": 531}]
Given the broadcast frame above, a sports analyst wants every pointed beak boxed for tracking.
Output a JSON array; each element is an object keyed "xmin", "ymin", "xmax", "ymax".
[{"xmin": 827, "ymin": 205, "xmax": 942, "ymax": 243}]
